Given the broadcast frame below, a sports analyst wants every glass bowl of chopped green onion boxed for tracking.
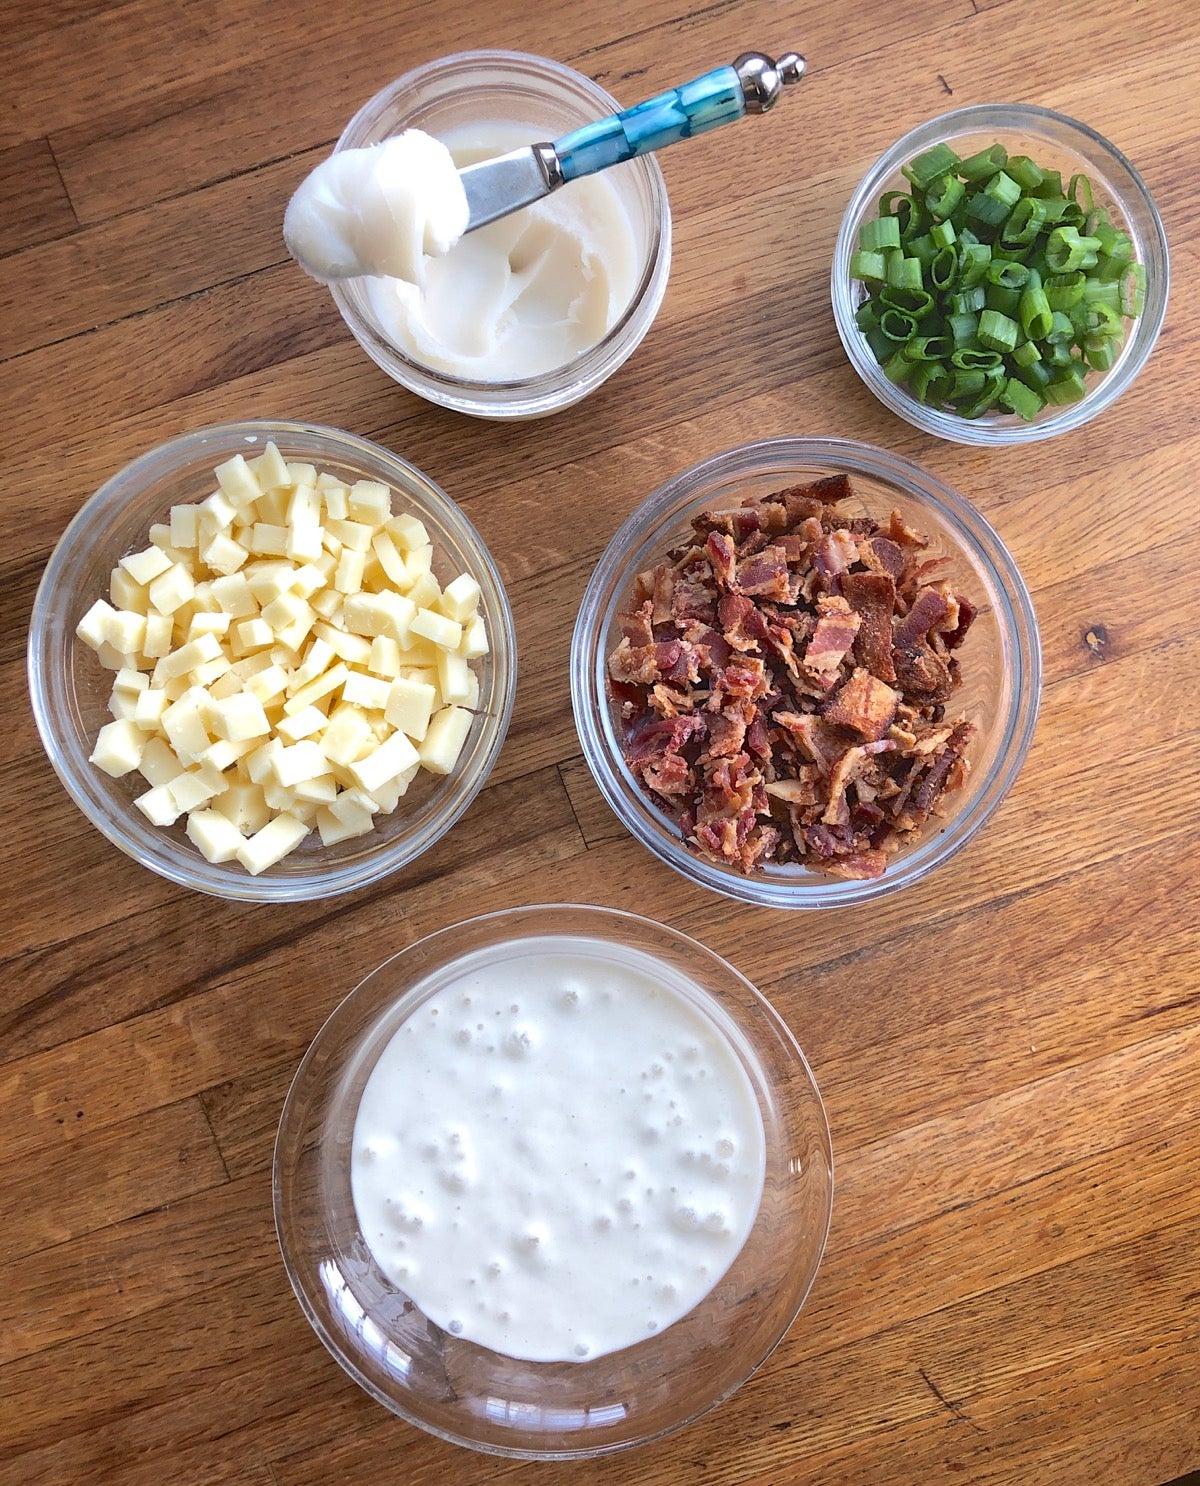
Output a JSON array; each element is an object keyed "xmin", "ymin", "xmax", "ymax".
[{"xmin": 832, "ymin": 104, "xmax": 1169, "ymax": 444}]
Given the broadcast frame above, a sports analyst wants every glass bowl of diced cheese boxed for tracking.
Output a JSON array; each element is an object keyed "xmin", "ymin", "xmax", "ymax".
[{"xmin": 27, "ymin": 421, "xmax": 516, "ymax": 901}]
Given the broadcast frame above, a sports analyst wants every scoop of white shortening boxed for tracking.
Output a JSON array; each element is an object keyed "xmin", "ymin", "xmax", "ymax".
[{"xmin": 282, "ymin": 130, "xmax": 470, "ymax": 284}]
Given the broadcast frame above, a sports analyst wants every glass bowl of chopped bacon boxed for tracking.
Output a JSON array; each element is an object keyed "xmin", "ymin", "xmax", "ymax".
[{"xmin": 570, "ymin": 437, "xmax": 1040, "ymax": 908}]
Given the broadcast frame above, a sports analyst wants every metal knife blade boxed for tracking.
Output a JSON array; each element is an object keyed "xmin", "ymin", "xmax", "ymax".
[{"xmin": 459, "ymin": 144, "xmax": 564, "ymax": 234}]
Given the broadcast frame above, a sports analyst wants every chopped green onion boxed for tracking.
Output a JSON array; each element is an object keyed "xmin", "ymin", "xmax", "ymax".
[
  {"xmin": 925, "ymin": 173, "xmax": 965, "ymax": 221},
  {"xmin": 958, "ymin": 144, "xmax": 1007, "ymax": 181},
  {"xmin": 847, "ymin": 137, "xmax": 1147, "ymax": 423},
  {"xmin": 999, "ymin": 376, "xmax": 1044, "ymax": 420},
  {"xmin": 1005, "ymin": 155, "xmax": 1045, "ymax": 192},
  {"xmin": 978, "ymin": 309, "xmax": 1019, "ymax": 354},
  {"xmin": 903, "ymin": 142, "xmax": 962, "ymax": 189},
  {"xmin": 859, "ymin": 216, "xmax": 901, "ymax": 253}
]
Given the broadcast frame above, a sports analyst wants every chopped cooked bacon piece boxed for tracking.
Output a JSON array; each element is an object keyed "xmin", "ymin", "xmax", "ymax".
[
  {"xmin": 823, "ymin": 667, "xmax": 900, "ymax": 741},
  {"xmin": 814, "ymin": 529, "xmax": 858, "ymax": 581},
  {"xmin": 803, "ymin": 595, "xmax": 861, "ymax": 683},
  {"xmin": 608, "ymin": 474, "xmax": 978, "ymax": 878},
  {"xmin": 893, "ymin": 586, "xmax": 951, "ymax": 648},
  {"xmin": 858, "ymin": 534, "xmax": 905, "ymax": 580},
  {"xmin": 943, "ymin": 593, "xmax": 977, "ymax": 649},
  {"xmin": 619, "ymin": 599, "xmax": 655, "ymax": 648},
  {"xmin": 735, "ymin": 545, "xmax": 791, "ymax": 600},
  {"xmin": 706, "ymin": 531, "xmax": 737, "ymax": 588},
  {"xmin": 892, "ymin": 643, "xmax": 955, "ymax": 703},
  {"xmin": 718, "ymin": 592, "xmax": 770, "ymax": 651},
  {"xmin": 842, "ymin": 570, "xmax": 897, "ymax": 682}
]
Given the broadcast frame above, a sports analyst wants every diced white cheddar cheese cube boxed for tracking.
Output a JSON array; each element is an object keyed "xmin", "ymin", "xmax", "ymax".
[
  {"xmin": 290, "ymin": 562, "xmax": 326, "ymax": 599},
  {"xmin": 459, "ymin": 614, "xmax": 489, "ymax": 659},
  {"xmin": 283, "ymin": 661, "xmax": 348, "ymax": 716},
  {"xmin": 77, "ymin": 599, "xmax": 118, "ymax": 651},
  {"xmin": 202, "ymin": 533, "xmax": 249, "ymax": 575},
  {"xmin": 233, "ymin": 617, "xmax": 272, "ymax": 653},
  {"xmin": 436, "ymin": 649, "xmax": 473, "ymax": 707},
  {"xmin": 199, "ymin": 736, "xmax": 252, "ymax": 772},
  {"xmin": 274, "ymin": 740, "xmax": 329, "ymax": 788},
  {"xmin": 161, "ymin": 687, "xmax": 212, "ymax": 762},
  {"xmin": 109, "ymin": 566, "xmax": 150, "ymax": 615},
  {"xmin": 368, "ymin": 764, "xmax": 419, "ymax": 813},
  {"xmin": 199, "ymin": 488, "xmax": 239, "ymax": 534},
  {"xmin": 418, "ymin": 706, "xmax": 472, "ymax": 775},
  {"xmin": 120, "ymin": 545, "xmax": 174, "ymax": 586},
  {"xmin": 253, "ymin": 441, "xmax": 291, "ymax": 492},
  {"xmin": 187, "ymin": 612, "xmax": 232, "ymax": 640},
  {"xmin": 348, "ymin": 729, "xmax": 420, "ymax": 794},
  {"xmin": 438, "ymin": 573, "xmax": 482, "ymax": 624},
  {"xmin": 334, "ymin": 548, "xmax": 365, "ymax": 595},
  {"xmin": 320, "ymin": 704, "xmax": 373, "ymax": 766},
  {"xmin": 167, "ymin": 771, "xmax": 219, "ymax": 814},
  {"xmin": 250, "ymin": 523, "xmax": 290, "ymax": 556},
  {"xmin": 367, "ymin": 636, "xmax": 402, "ymax": 678},
  {"xmin": 154, "ymin": 632, "xmax": 222, "ymax": 684},
  {"xmin": 237, "ymin": 813, "xmax": 309, "ymax": 875},
  {"xmin": 313, "ymin": 621, "xmax": 371, "ymax": 666},
  {"xmin": 113, "ymin": 666, "xmax": 149, "ymax": 695},
  {"xmin": 142, "ymin": 612, "xmax": 174, "ymax": 658},
  {"xmin": 89, "ymin": 719, "xmax": 146, "ymax": 777},
  {"xmin": 186, "ymin": 808, "xmax": 245, "ymax": 863},
  {"xmin": 207, "ymin": 669, "xmax": 242, "ymax": 701},
  {"xmin": 349, "ymin": 479, "xmax": 391, "ymax": 524},
  {"xmin": 320, "ymin": 483, "xmax": 349, "ymax": 521},
  {"xmin": 316, "ymin": 800, "xmax": 375, "ymax": 846},
  {"xmin": 409, "ymin": 607, "xmax": 461, "ymax": 651},
  {"xmin": 209, "ymin": 573, "xmax": 257, "ymax": 617},
  {"xmin": 208, "ymin": 693, "xmax": 271, "ymax": 743},
  {"xmin": 261, "ymin": 591, "xmax": 315, "ymax": 651},
  {"xmin": 149, "ymin": 562, "xmax": 196, "ymax": 616},
  {"xmin": 107, "ymin": 688, "xmax": 139, "ymax": 722},
  {"xmin": 190, "ymin": 654, "xmax": 233, "ymax": 688},
  {"xmin": 387, "ymin": 513, "xmax": 430, "ymax": 552},
  {"xmin": 341, "ymin": 671, "xmax": 391, "ymax": 712},
  {"xmin": 214, "ymin": 453, "xmax": 263, "ymax": 510},
  {"xmin": 102, "ymin": 609, "xmax": 146, "ymax": 655},
  {"xmin": 327, "ymin": 518, "xmax": 374, "ymax": 553},
  {"xmin": 277, "ymin": 705, "xmax": 328, "ymax": 744},
  {"xmin": 405, "ymin": 572, "xmax": 440, "ymax": 611},
  {"xmin": 371, "ymin": 530, "xmax": 409, "ymax": 587},
  {"xmin": 309, "ymin": 587, "xmax": 343, "ymax": 621},
  {"xmin": 212, "ymin": 780, "xmax": 271, "ymax": 835},
  {"xmin": 136, "ymin": 784, "xmax": 183, "ymax": 827},
  {"xmin": 138, "ymin": 736, "xmax": 184, "ymax": 788},
  {"xmin": 385, "ymin": 676, "xmax": 436, "ymax": 741},
  {"xmin": 286, "ymin": 461, "xmax": 317, "ymax": 486},
  {"xmin": 243, "ymin": 662, "xmax": 290, "ymax": 706},
  {"xmin": 134, "ymin": 688, "xmax": 169, "ymax": 729},
  {"xmin": 292, "ymin": 773, "xmax": 338, "ymax": 804},
  {"xmin": 170, "ymin": 504, "xmax": 200, "ymax": 549},
  {"xmin": 288, "ymin": 637, "xmax": 335, "ymax": 692},
  {"xmin": 404, "ymin": 543, "xmax": 435, "ymax": 579}
]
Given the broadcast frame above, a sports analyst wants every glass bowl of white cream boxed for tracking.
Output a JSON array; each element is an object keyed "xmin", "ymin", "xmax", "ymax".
[
  {"xmin": 325, "ymin": 51, "xmax": 672, "ymax": 419},
  {"xmin": 273, "ymin": 904, "xmax": 833, "ymax": 1457}
]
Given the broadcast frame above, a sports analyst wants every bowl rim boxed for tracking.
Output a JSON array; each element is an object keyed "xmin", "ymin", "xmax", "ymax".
[
  {"xmin": 272, "ymin": 901, "xmax": 834, "ymax": 1458},
  {"xmin": 27, "ymin": 418, "xmax": 517, "ymax": 903},
  {"xmin": 831, "ymin": 101, "xmax": 1171, "ymax": 446},
  {"xmin": 327, "ymin": 48, "xmax": 673, "ymax": 417},
  {"xmin": 570, "ymin": 435, "xmax": 1042, "ymax": 908}
]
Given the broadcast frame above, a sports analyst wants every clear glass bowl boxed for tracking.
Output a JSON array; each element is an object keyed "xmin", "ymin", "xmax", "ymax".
[
  {"xmin": 571, "ymin": 437, "xmax": 1041, "ymax": 909},
  {"xmin": 329, "ymin": 50, "xmax": 672, "ymax": 419},
  {"xmin": 27, "ymin": 420, "xmax": 516, "ymax": 903},
  {"xmin": 832, "ymin": 103, "xmax": 1170, "ymax": 445},
  {"xmin": 273, "ymin": 905, "xmax": 832, "ymax": 1458}
]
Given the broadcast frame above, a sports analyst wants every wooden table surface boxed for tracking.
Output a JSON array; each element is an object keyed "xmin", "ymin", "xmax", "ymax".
[{"xmin": 3, "ymin": 0, "xmax": 1199, "ymax": 1482}]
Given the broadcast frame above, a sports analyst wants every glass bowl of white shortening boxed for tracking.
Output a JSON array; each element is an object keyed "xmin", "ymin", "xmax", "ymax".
[
  {"xmin": 273, "ymin": 904, "xmax": 833, "ymax": 1458},
  {"xmin": 326, "ymin": 50, "xmax": 672, "ymax": 419}
]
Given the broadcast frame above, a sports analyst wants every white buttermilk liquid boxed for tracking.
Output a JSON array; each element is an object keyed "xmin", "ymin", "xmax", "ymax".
[
  {"xmin": 364, "ymin": 123, "xmax": 641, "ymax": 380},
  {"xmin": 350, "ymin": 936, "xmax": 766, "ymax": 1363}
]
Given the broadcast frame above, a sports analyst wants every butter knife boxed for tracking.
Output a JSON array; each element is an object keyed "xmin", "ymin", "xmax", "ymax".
[{"xmin": 460, "ymin": 50, "xmax": 806, "ymax": 233}]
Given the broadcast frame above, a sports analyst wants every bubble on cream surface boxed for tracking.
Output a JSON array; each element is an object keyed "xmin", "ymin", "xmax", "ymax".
[
  {"xmin": 350, "ymin": 936, "xmax": 766, "ymax": 1364},
  {"xmin": 283, "ymin": 130, "xmax": 469, "ymax": 284}
]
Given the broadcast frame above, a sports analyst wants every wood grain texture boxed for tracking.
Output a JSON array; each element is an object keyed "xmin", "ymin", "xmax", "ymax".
[{"xmin": 1, "ymin": 0, "xmax": 1198, "ymax": 1482}]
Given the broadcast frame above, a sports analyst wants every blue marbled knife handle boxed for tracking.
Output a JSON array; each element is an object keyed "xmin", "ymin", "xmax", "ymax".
[{"xmin": 556, "ymin": 66, "xmax": 744, "ymax": 182}]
